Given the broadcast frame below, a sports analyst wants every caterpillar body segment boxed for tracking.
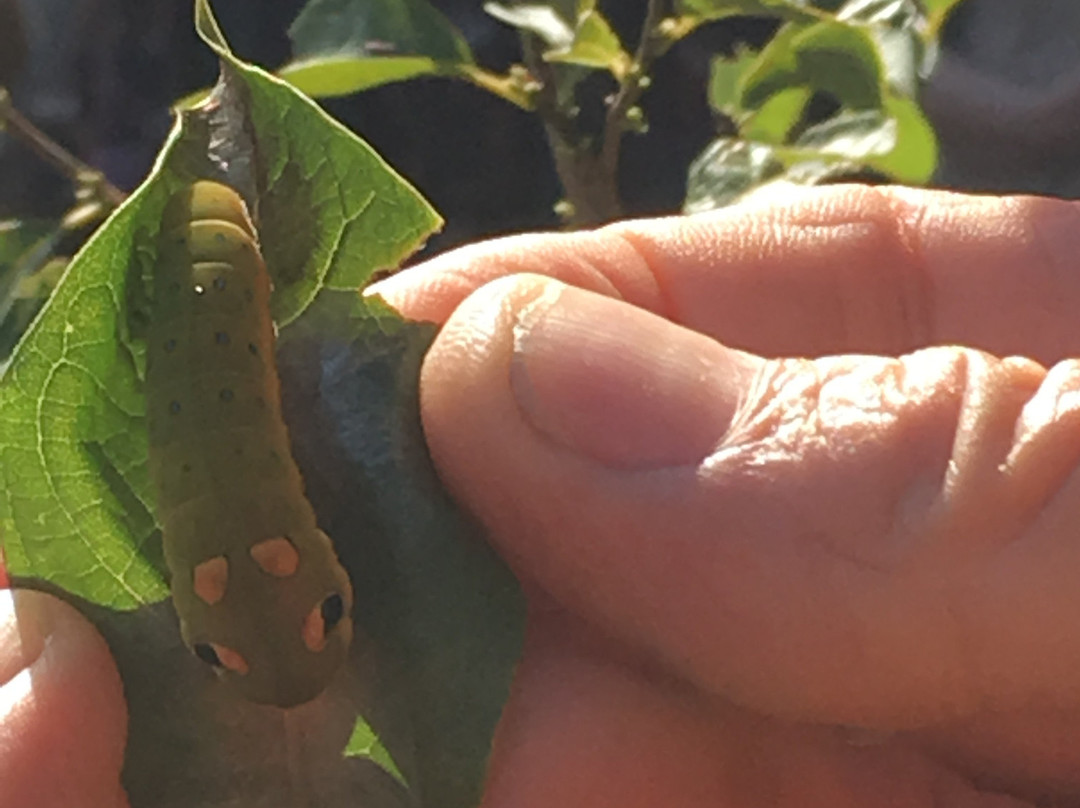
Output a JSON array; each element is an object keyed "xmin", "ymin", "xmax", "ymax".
[{"xmin": 147, "ymin": 181, "xmax": 353, "ymax": 708}]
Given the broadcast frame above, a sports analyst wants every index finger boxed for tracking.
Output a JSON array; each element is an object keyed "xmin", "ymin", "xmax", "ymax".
[{"xmin": 371, "ymin": 185, "xmax": 1080, "ymax": 365}]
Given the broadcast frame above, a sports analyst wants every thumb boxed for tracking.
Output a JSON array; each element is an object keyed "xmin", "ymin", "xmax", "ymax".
[
  {"xmin": 0, "ymin": 589, "xmax": 129, "ymax": 806},
  {"xmin": 419, "ymin": 273, "xmax": 1071, "ymax": 732}
]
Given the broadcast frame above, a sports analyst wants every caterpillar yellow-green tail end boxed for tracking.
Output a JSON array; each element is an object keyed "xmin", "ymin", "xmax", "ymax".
[{"xmin": 147, "ymin": 180, "xmax": 353, "ymax": 708}]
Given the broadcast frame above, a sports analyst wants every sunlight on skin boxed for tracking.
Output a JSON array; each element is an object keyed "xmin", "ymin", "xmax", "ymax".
[
  {"xmin": 0, "ymin": 589, "xmax": 129, "ymax": 807},
  {"xmin": 0, "ymin": 659, "xmax": 32, "ymax": 724},
  {"xmin": 371, "ymin": 185, "xmax": 1080, "ymax": 806}
]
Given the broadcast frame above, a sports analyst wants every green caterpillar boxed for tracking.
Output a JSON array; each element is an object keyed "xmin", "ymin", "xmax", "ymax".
[{"xmin": 147, "ymin": 181, "xmax": 353, "ymax": 708}]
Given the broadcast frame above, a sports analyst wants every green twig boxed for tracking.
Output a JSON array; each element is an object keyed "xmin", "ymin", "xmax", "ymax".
[
  {"xmin": 454, "ymin": 64, "xmax": 537, "ymax": 111},
  {"xmin": 0, "ymin": 87, "xmax": 126, "ymax": 209},
  {"xmin": 599, "ymin": 0, "xmax": 671, "ymax": 184},
  {"xmin": 523, "ymin": 0, "xmax": 674, "ymax": 227},
  {"xmin": 523, "ymin": 35, "xmax": 622, "ymax": 226}
]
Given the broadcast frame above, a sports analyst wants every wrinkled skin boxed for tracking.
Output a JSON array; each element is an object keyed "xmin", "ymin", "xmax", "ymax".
[{"xmin": 9, "ymin": 185, "xmax": 1080, "ymax": 806}]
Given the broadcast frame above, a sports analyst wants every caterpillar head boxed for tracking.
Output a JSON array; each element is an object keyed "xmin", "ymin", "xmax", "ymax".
[{"xmin": 169, "ymin": 528, "xmax": 354, "ymax": 708}]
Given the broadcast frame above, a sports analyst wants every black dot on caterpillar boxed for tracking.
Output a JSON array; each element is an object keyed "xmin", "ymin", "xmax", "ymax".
[{"xmin": 147, "ymin": 180, "xmax": 354, "ymax": 708}]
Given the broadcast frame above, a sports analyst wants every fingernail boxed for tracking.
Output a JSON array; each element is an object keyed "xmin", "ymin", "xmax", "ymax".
[
  {"xmin": 510, "ymin": 284, "xmax": 755, "ymax": 469},
  {"xmin": 0, "ymin": 589, "xmax": 55, "ymax": 686}
]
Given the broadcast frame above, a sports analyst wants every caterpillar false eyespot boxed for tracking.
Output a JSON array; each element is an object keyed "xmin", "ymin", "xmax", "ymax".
[{"xmin": 147, "ymin": 180, "xmax": 353, "ymax": 708}]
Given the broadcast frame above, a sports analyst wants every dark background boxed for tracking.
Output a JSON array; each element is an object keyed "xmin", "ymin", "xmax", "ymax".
[{"xmin": 2, "ymin": 0, "xmax": 1080, "ymax": 257}]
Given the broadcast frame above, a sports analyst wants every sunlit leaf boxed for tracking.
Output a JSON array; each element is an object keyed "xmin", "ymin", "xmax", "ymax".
[
  {"xmin": 278, "ymin": 54, "xmax": 444, "ymax": 96},
  {"xmin": 289, "ymin": 0, "xmax": 473, "ymax": 64},
  {"xmin": 675, "ymin": 0, "xmax": 825, "ymax": 26},
  {"xmin": 920, "ymin": 0, "xmax": 967, "ymax": 34},
  {"xmin": 484, "ymin": 2, "xmax": 575, "ymax": 49},
  {"xmin": 706, "ymin": 47, "xmax": 760, "ymax": 118},
  {"xmin": 793, "ymin": 107, "xmax": 896, "ymax": 156},
  {"xmin": 270, "ymin": 0, "xmax": 474, "ymax": 97},
  {"xmin": 741, "ymin": 85, "xmax": 812, "ymax": 142},
  {"xmin": 866, "ymin": 93, "xmax": 936, "ymax": 182},
  {"xmin": 346, "ymin": 715, "xmax": 409, "ymax": 788},
  {"xmin": 684, "ymin": 137, "xmax": 784, "ymax": 212},
  {"xmin": 835, "ymin": 0, "xmax": 924, "ymax": 95},
  {"xmin": 544, "ymin": 8, "xmax": 632, "ymax": 79},
  {"xmin": 741, "ymin": 20, "xmax": 884, "ymax": 111}
]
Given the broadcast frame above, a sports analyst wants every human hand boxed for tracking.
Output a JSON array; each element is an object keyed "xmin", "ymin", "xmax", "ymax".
[
  {"xmin": 370, "ymin": 184, "xmax": 1080, "ymax": 807},
  {"xmin": 0, "ymin": 588, "xmax": 128, "ymax": 806},
  {"xmin": 7, "ymin": 184, "xmax": 1080, "ymax": 806}
]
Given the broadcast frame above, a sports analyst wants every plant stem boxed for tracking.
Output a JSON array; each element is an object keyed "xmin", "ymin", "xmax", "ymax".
[
  {"xmin": 0, "ymin": 87, "xmax": 126, "ymax": 209},
  {"xmin": 599, "ymin": 0, "xmax": 670, "ymax": 184},
  {"xmin": 523, "ymin": 36, "xmax": 622, "ymax": 227},
  {"xmin": 454, "ymin": 65, "xmax": 536, "ymax": 112},
  {"xmin": 525, "ymin": 0, "xmax": 673, "ymax": 227}
]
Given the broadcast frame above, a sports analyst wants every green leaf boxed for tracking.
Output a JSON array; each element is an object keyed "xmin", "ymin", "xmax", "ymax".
[
  {"xmin": 706, "ymin": 48, "xmax": 761, "ymax": 118},
  {"xmin": 741, "ymin": 20, "xmax": 885, "ymax": 111},
  {"xmin": 675, "ymin": 0, "xmax": 826, "ymax": 25},
  {"xmin": 277, "ymin": 0, "xmax": 535, "ymax": 108},
  {"xmin": 792, "ymin": 107, "xmax": 896, "ymax": 156},
  {"xmin": 684, "ymin": 137, "xmax": 785, "ymax": 211},
  {"xmin": 289, "ymin": 0, "xmax": 473, "ymax": 64},
  {"xmin": 834, "ymin": 0, "xmax": 925, "ymax": 96},
  {"xmin": 735, "ymin": 24, "xmax": 802, "ymax": 109},
  {"xmin": 272, "ymin": 0, "xmax": 474, "ymax": 97},
  {"xmin": 544, "ymin": 8, "xmax": 632, "ymax": 79},
  {"xmin": 0, "ymin": 219, "xmax": 53, "ymax": 268},
  {"xmin": 0, "ymin": 187, "xmax": 171, "ymax": 608},
  {"xmin": 865, "ymin": 93, "xmax": 936, "ymax": 182},
  {"xmin": 0, "ymin": 220, "xmax": 62, "ymax": 334},
  {"xmin": 278, "ymin": 54, "xmax": 443, "ymax": 97},
  {"xmin": 740, "ymin": 85, "xmax": 812, "ymax": 142},
  {"xmin": 276, "ymin": 55, "xmax": 535, "ymax": 111},
  {"xmin": 484, "ymin": 2, "xmax": 575, "ymax": 49},
  {"xmin": 687, "ymin": 97, "xmax": 936, "ymax": 210},
  {"xmin": 791, "ymin": 95, "xmax": 936, "ymax": 184},
  {"xmin": 278, "ymin": 292, "xmax": 525, "ymax": 808},
  {"xmin": 920, "ymin": 0, "xmax": 967, "ymax": 34},
  {"xmin": 210, "ymin": 66, "xmax": 443, "ymax": 324},
  {"xmin": 346, "ymin": 715, "xmax": 408, "ymax": 787},
  {"xmin": 486, "ymin": 2, "xmax": 629, "ymax": 78}
]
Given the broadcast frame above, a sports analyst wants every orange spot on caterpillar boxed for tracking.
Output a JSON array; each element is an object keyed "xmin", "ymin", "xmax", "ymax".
[
  {"xmin": 302, "ymin": 605, "xmax": 327, "ymax": 652},
  {"xmin": 193, "ymin": 556, "xmax": 228, "ymax": 605},
  {"xmin": 212, "ymin": 643, "xmax": 249, "ymax": 675},
  {"xmin": 249, "ymin": 537, "xmax": 299, "ymax": 577}
]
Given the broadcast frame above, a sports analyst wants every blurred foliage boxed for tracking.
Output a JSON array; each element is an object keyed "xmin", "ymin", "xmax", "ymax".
[
  {"xmin": 259, "ymin": 0, "xmax": 965, "ymax": 214},
  {"xmin": 167, "ymin": 0, "xmax": 969, "ymax": 226},
  {"xmin": 686, "ymin": 0, "xmax": 950, "ymax": 208}
]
